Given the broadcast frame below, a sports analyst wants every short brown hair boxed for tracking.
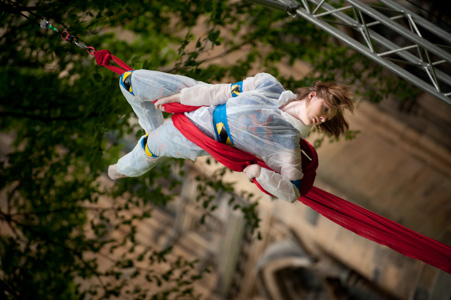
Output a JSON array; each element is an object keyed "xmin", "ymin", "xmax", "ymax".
[{"xmin": 295, "ymin": 81, "xmax": 354, "ymax": 138}]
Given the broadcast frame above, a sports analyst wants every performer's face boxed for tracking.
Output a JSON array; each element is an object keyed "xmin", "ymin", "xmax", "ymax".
[{"xmin": 299, "ymin": 92, "xmax": 337, "ymax": 126}]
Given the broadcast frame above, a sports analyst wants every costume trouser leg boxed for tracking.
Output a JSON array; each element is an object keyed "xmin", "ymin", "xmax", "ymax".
[
  {"xmin": 118, "ymin": 70, "xmax": 200, "ymax": 132},
  {"xmin": 114, "ymin": 70, "xmax": 206, "ymax": 178}
]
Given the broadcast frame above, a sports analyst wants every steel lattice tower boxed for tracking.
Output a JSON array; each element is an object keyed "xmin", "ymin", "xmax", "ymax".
[{"xmin": 247, "ymin": 0, "xmax": 451, "ymax": 105}]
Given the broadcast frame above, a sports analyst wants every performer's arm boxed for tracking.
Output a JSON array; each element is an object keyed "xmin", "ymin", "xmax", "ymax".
[
  {"xmin": 180, "ymin": 83, "xmax": 231, "ymax": 106},
  {"xmin": 178, "ymin": 73, "xmax": 274, "ymax": 106},
  {"xmin": 244, "ymin": 165, "xmax": 301, "ymax": 203}
]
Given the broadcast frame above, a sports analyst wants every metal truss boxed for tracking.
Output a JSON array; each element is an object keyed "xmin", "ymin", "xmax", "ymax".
[{"xmin": 246, "ymin": 0, "xmax": 451, "ymax": 105}]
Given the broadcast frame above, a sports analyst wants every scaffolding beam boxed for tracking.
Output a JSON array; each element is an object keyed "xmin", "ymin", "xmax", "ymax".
[{"xmin": 246, "ymin": 0, "xmax": 451, "ymax": 105}]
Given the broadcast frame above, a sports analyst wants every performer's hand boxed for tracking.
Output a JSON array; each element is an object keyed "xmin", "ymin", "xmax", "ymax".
[
  {"xmin": 155, "ymin": 93, "xmax": 181, "ymax": 111},
  {"xmin": 243, "ymin": 164, "xmax": 261, "ymax": 181}
]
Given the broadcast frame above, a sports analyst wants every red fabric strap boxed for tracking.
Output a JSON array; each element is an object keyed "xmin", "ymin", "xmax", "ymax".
[
  {"xmin": 172, "ymin": 113, "xmax": 266, "ymax": 172},
  {"xmin": 301, "ymin": 187, "xmax": 451, "ymax": 273},
  {"xmin": 94, "ymin": 49, "xmax": 133, "ymax": 75}
]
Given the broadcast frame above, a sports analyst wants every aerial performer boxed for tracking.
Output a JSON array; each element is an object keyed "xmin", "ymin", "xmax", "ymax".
[{"xmin": 107, "ymin": 70, "xmax": 354, "ymax": 202}]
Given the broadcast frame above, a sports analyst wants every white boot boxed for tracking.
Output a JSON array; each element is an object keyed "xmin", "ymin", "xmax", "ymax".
[
  {"xmin": 115, "ymin": 135, "xmax": 163, "ymax": 177},
  {"xmin": 108, "ymin": 164, "xmax": 128, "ymax": 180}
]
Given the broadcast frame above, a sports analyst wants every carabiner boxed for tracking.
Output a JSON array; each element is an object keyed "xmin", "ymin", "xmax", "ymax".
[
  {"xmin": 61, "ymin": 31, "xmax": 70, "ymax": 40},
  {"xmin": 61, "ymin": 31, "xmax": 78, "ymax": 44},
  {"xmin": 86, "ymin": 46, "xmax": 96, "ymax": 55},
  {"xmin": 61, "ymin": 31, "xmax": 95, "ymax": 55}
]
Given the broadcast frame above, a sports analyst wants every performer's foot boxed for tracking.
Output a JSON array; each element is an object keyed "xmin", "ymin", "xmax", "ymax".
[{"xmin": 108, "ymin": 164, "xmax": 128, "ymax": 180}]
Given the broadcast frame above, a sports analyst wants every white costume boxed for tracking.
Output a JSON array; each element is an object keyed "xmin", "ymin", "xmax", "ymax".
[{"xmin": 113, "ymin": 70, "xmax": 311, "ymax": 202}]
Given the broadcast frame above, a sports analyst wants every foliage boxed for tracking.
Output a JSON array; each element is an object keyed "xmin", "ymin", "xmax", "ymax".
[{"xmin": 0, "ymin": 0, "xmax": 416, "ymax": 298}]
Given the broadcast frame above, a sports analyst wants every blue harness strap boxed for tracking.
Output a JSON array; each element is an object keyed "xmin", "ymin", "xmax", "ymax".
[{"xmin": 213, "ymin": 104, "xmax": 234, "ymax": 146}]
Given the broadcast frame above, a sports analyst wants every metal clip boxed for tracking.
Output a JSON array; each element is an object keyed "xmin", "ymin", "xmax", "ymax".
[
  {"xmin": 40, "ymin": 19, "xmax": 59, "ymax": 32},
  {"xmin": 286, "ymin": 0, "xmax": 300, "ymax": 17},
  {"xmin": 74, "ymin": 40, "xmax": 87, "ymax": 49},
  {"xmin": 61, "ymin": 31, "xmax": 78, "ymax": 43},
  {"xmin": 75, "ymin": 41, "xmax": 97, "ymax": 55},
  {"xmin": 61, "ymin": 31, "xmax": 96, "ymax": 55}
]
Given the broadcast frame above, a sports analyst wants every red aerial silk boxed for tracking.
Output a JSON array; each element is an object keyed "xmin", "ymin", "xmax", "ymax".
[
  {"xmin": 94, "ymin": 50, "xmax": 451, "ymax": 273},
  {"xmin": 301, "ymin": 187, "xmax": 451, "ymax": 274},
  {"xmin": 168, "ymin": 103, "xmax": 451, "ymax": 275}
]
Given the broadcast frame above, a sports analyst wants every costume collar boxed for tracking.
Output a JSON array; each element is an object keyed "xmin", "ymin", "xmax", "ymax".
[{"xmin": 277, "ymin": 90, "xmax": 297, "ymax": 106}]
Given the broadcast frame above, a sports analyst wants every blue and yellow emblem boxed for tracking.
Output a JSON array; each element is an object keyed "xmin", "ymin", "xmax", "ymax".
[
  {"xmin": 230, "ymin": 81, "xmax": 243, "ymax": 97},
  {"xmin": 141, "ymin": 134, "xmax": 157, "ymax": 157},
  {"xmin": 120, "ymin": 71, "xmax": 134, "ymax": 95},
  {"xmin": 215, "ymin": 122, "xmax": 233, "ymax": 146}
]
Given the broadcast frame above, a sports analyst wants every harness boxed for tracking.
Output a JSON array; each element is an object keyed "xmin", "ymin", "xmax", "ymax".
[
  {"xmin": 213, "ymin": 104, "xmax": 234, "ymax": 146},
  {"xmin": 212, "ymin": 81, "xmax": 242, "ymax": 147}
]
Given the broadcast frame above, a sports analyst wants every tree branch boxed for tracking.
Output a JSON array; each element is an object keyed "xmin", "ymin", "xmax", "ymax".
[
  {"xmin": 0, "ymin": 278, "xmax": 20, "ymax": 299},
  {"xmin": 0, "ymin": 210, "xmax": 22, "ymax": 240},
  {"xmin": 5, "ymin": 217, "xmax": 111, "ymax": 295}
]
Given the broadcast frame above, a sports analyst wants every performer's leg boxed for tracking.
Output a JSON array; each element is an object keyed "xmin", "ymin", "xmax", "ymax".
[
  {"xmin": 144, "ymin": 118, "xmax": 208, "ymax": 161},
  {"xmin": 119, "ymin": 71, "xmax": 163, "ymax": 132},
  {"xmin": 119, "ymin": 70, "xmax": 201, "ymax": 132},
  {"xmin": 109, "ymin": 118, "xmax": 208, "ymax": 179},
  {"xmin": 112, "ymin": 134, "xmax": 164, "ymax": 178}
]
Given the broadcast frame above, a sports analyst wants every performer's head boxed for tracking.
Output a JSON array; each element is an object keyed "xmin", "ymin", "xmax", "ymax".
[{"xmin": 294, "ymin": 81, "xmax": 354, "ymax": 138}]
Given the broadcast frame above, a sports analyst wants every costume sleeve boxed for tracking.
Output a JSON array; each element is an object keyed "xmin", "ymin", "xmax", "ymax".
[
  {"xmin": 180, "ymin": 83, "xmax": 231, "ymax": 106},
  {"xmin": 180, "ymin": 73, "xmax": 273, "ymax": 106},
  {"xmin": 255, "ymin": 168, "xmax": 301, "ymax": 203},
  {"xmin": 241, "ymin": 73, "xmax": 274, "ymax": 91}
]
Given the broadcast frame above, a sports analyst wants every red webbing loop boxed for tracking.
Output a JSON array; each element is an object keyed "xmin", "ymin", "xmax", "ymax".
[{"xmin": 94, "ymin": 49, "xmax": 133, "ymax": 75}]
